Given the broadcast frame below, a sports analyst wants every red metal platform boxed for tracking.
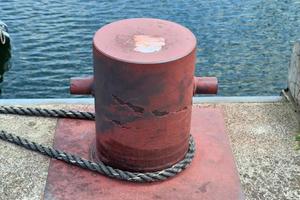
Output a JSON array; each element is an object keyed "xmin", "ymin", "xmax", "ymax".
[{"xmin": 43, "ymin": 106, "xmax": 243, "ymax": 200}]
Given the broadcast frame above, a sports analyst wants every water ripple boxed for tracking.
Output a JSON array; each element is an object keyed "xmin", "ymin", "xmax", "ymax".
[{"xmin": 0, "ymin": 0, "xmax": 300, "ymax": 98}]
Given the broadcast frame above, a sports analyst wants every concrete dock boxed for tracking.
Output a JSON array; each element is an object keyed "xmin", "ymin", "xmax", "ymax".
[{"xmin": 0, "ymin": 98, "xmax": 299, "ymax": 200}]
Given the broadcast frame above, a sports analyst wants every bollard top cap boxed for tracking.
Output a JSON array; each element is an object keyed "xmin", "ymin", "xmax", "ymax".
[{"xmin": 93, "ymin": 18, "xmax": 196, "ymax": 64}]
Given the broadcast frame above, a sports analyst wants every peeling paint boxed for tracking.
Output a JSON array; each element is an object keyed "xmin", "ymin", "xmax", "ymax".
[
  {"xmin": 152, "ymin": 106, "xmax": 189, "ymax": 117},
  {"xmin": 111, "ymin": 119, "xmax": 131, "ymax": 129},
  {"xmin": 133, "ymin": 35, "xmax": 165, "ymax": 53},
  {"xmin": 102, "ymin": 115, "xmax": 131, "ymax": 130},
  {"xmin": 152, "ymin": 110, "xmax": 169, "ymax": 116},
  {"xmin": 112, "ymin": 95, "xmax": 144, "ymax": 113},
  {"xmin": 176, "ymin": 106, "xmax": 188, "ymax": 113}
]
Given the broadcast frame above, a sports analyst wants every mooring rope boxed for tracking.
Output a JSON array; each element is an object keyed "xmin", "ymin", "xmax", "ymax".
[
  {"xmin": 0, "ymin": 106, "xmax": 95, "ymax": 120},
  {"xmin": 0, "ymin": 106, "xmax": 195, "ymax": 183},
  {"xmin": 0, "ymin": 29, "xmax": 5, "ymax": 45},
  {"xmin": 0, "ymin": 22, "xmax": 7, "ymax": 45}
]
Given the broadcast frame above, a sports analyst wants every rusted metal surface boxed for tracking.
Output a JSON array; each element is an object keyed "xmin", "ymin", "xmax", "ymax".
[
  {"xmin": 194, "ymin": 77, "xmax": 218, "ymax": 95},
  {"xmin": 70, "ymin": 18, "xmax": 218, "ymax": 171},
  {"xmin": 93, "ymin": 18, "xmax": 196, "ymax": 64},
  {"xmin": 92, "ymin": 18, "xmax": 196, "ymax": 172},
  {"xmin": 70, "ymin": 76, "xmax": 218, "ymax": 96},
  {"xmin": 44, "ymin": 106, "xmax": 243, "ymax": 200},
  {"xmin": 70, "ymin": 76, "xmax": 94, "ymax": 95}
]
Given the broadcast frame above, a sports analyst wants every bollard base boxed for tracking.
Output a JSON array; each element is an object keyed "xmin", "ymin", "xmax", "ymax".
[{"xmin": 44, "ymin": 106, "xmax": 244, "ymax": 200}]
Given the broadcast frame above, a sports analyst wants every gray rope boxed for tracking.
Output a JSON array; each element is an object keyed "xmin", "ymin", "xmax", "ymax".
[
  {"xmin": 0, "ymin": 29, "xmax": 5, "ymax": 45},
  {"xmin": 0, "ymin": 106, "xmax": 195, "ymax": 183},
  {"xmin": 0, "ymin": 21, "xmax": 7, "ymax": 45},
  {"xmin": 0, "ymin": 106, "xmax": 95, "ymax": 120}
]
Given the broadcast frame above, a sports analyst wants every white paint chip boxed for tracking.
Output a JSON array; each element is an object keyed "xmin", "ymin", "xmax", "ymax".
[{"xmin": 133, "ymin": 35, "xmax": 165, "ymax": 53}]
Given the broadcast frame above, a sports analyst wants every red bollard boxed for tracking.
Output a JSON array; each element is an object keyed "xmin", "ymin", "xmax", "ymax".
[{"xmin": 70, "ymin": 18, "xmax": 218, "ymax": 172}]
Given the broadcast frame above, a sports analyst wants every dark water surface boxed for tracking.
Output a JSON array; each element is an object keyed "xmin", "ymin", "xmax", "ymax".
[{"xmin": 0, "ymin": 0, "xmax": 300, "ymax": 98}]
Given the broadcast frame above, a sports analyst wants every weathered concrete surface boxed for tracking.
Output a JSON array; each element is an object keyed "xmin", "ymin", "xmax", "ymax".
[
  {"xmin": 0, "ymin": 109, "xmax": 56, "ymax": 200},
  {"xmin": 0, "ymin": 103, "xmax": 299, "ymax": 200},
  {"xmin": 218, "ymin": 103, "xmax": 300, "ymax": 200},
  {"xmin": 0, "ymin": 105, "xmax": 91, "ymax": 200}
]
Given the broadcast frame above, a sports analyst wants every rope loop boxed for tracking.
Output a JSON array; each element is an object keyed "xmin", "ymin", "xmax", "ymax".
[
  {"xmin": 0, "ymin": 106, "xmax": 195, "ymax": 182},
  {"xmin": 0, "ymin": 29, "xmax": 5, "ymax": 45}
]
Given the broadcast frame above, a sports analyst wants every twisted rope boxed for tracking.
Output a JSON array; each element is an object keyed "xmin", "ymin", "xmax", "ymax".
[
  {"xmin": 0, "ymin": 106, "xmax": 95, "ymax": 120},
  {"xmin": 0, "ymin": 22, "xmax": 7, "ymax": 45},
  {"xmin": 0, "ymin": 106, "xmax": 195, "ymax": 182},
  {"xmin": 0, "ymin": 29, "xmax": 5, "ymax": 45}
]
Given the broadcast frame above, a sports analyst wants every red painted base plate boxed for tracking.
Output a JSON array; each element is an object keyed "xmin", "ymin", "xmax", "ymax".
[{"xmin": 43, "ymin": 107, "xmax": 244, "ymax": 200}]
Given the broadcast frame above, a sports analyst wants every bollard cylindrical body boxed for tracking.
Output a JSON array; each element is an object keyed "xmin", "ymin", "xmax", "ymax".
[{"xmin": 92, "ymin": 18, "xmax": 196, "ymax": 172}]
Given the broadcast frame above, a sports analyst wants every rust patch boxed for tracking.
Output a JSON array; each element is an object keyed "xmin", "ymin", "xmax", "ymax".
[
  {"xmin": 112, "ymin": 95, "xmax": 145, "ymax": 114},
  {"xmin": 152, "ymin": 110, "xmax": 169, "ymax": 116},
  {"xmin": 198, "ymin": 182, "xmax": 210, "ymax": 193},
  {"xmin": 176, "ymin": 106, "xmax": 188, "ymax": 113},
  {"xmin": 152, "ymin": 106, "xmax": 189, "ymax": 117},
  {"xmin": 110, "ymin": 119, "xmax": 131, "ymax": 129}
]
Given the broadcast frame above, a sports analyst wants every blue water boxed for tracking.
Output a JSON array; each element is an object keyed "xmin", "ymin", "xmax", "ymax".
[{"xmin": 0, "ymin": 0, "xmax": 300, "ymax": 98}]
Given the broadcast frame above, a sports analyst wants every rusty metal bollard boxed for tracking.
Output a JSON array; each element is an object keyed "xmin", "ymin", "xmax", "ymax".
[{"xmin": 70, "ymin": 18, "xmax": 218, "ymax": 172}]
